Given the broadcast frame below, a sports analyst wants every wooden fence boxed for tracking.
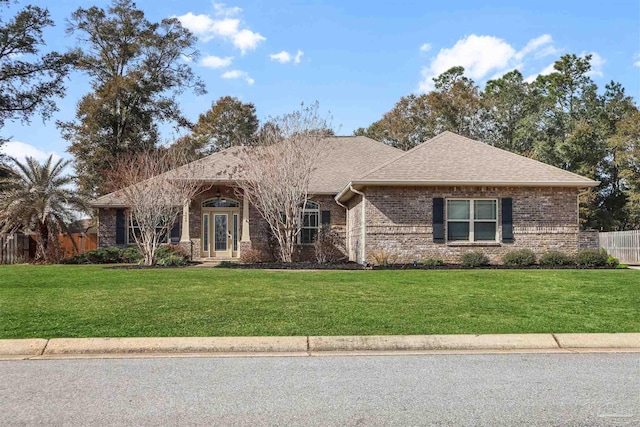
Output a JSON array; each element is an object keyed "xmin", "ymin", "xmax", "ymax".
[
  {"xmin": 59, "ymin": 233, "xmax": 98, "ymax": 258},
  {"xmin": 0, "ymin": 234, "xmax": 31, "ymax": 264},
  {"xmin": 599, "ymin": 230, "xmax": 640, "ymax": 264}
]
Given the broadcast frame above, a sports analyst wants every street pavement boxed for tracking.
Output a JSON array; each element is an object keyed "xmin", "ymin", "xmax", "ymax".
[{"xmin": 1, "ymin": 353, "xmax": 638, "ymax": 426}]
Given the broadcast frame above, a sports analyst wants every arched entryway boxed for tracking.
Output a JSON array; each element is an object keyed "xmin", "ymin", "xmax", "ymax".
[{"xmin": 201, "ymin": 197, "xmax": 241, "ymax": 258}]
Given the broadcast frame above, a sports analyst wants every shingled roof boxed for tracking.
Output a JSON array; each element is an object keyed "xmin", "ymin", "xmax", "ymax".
[
  {"xmin": 92, "ymin": 136, "xmax": 402, "ymax": 207},
  {"xmin": 336, "ymin": 131, "xmax": 599, "ymax": 201}
]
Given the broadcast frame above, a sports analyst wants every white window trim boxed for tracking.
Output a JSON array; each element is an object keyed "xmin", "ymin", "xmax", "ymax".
[
  {"xmin": 299, "ymin": 201, "xmax": 320, "ymax": 245},
  {"xmin": 126, "ymin": 214, "xmax": 171, "ymax": 246},
  {"xmin": 446, "ymin": 198, "xmax": 498, "ymax": 243}
]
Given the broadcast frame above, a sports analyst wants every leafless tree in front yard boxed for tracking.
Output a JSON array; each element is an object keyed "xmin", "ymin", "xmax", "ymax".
[
  {"xmin": 109, "ymin": 148, "xmax": 205, "ymax": 266},
  {"xmin": 235, "ymin": 102, "xmax": 333, "ymax": 263}
]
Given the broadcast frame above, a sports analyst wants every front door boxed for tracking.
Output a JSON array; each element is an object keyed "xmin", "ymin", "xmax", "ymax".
[{"xmin": 202, "ymin": 211, "xmax": 239, "ymax": 258}]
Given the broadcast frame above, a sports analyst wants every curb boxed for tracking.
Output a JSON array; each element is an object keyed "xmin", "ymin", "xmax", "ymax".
[{"xmin": 1, "ymin": 333, "xmax": 639, "ymax": 358}]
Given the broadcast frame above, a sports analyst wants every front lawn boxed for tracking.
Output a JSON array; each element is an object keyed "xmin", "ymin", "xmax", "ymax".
[{"xmin": 0, "ymin": 265, "xmax": 637, "ymax": 338}]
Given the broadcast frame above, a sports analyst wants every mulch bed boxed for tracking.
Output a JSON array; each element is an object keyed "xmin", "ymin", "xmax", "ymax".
[{"xmin": 217, "ymin": 262, "xmax": 620, "ymax": 270}]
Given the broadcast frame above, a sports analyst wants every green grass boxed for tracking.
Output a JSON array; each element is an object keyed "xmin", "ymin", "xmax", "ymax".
[{"xmin": 0, "ymin": 265, "xmax": 638, "ymax": 338}]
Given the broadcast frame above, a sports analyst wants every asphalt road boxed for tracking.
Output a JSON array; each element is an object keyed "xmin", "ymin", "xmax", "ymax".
[{"xmin": 1, "ymin": 353, "xmax": 639, "ymax": 426}]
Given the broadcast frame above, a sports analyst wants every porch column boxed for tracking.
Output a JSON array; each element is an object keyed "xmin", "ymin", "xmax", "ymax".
[
  {"xmin": 241, "ymin": 195, "xmax": 251, "ymax": 242},
  {"xmin": 180, "ymin": 199, "xmax": 190, "ymax": 242}
]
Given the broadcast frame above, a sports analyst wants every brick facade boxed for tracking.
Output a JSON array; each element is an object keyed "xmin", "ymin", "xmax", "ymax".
[
  {"xmin": 97, "ymin": 208, "xmax": 117, "ymax": 248},
  {"xmin": 352, "ymin": 186, "xmax": 581, "ymax": 264},
  {"xmin": 98, "ymin": 184, "xmax": 586, "ymax": 264}
]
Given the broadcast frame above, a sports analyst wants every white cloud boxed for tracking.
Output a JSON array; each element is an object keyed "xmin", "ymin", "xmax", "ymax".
[
  {"xmin": 221, "ymin": 69, "xmax": 254, "ymax": 85},
  {"xmin": 635, "ymin": 60, "xmax": 640, "ymax": 67},
  {"xmin": 177, "ymin": 7, "xmax": 265, "ymax": 54},
  {"xmin": 515, "ymin": 34, "xmax": 554, "ymax": 60},
  {"xmin": 232, "ymin": 29, "xmax": 266, "ymax": 54},
  {"xmin": 584, "ymin": 51, "xmax": 605, "ymax": 77},
  {"xmin": 270, "ymin": 49, "xmax": 304, "ymax": 65},
  {"xmin": 524, "ymin": 63, "xmax": 556, "ymax": 83},
  {"xmin": 270, "ymin": 50, "xmax": 291, "ymax": 63},
  {"xmin": 201, "ymin": 55, "xmax": 233, "ymax": 69},
  {"xmin": 420, "ymin": 43, "xmax": 432, "ymax": 52},
  {"xmin": 1, "ymin": 141, "xmax": 62, "ymax": 163},
  {"xmin": 418, "ymin": 33, "xmax": 560, "ymax": 92},
  {"xmin": 181, "ymin": 54, "xmax": 193, "ymax": 63},
  {"xmin": 213, "ymin": 2, "xmax": 242, "ymax": 17}
]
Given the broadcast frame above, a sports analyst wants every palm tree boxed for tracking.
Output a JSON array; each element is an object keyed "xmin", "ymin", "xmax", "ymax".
[{"xmin": 0, "ymin": 155, "xmax": 87, "ymax": 262}]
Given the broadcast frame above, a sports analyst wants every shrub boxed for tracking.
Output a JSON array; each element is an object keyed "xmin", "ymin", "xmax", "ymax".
[
  {"xmin": 314, "ymin": 228, "xmax": 345, "ymax": 263},
  {"xmin": 460, "ymin": 251, "xmax": 490, "ymax": 268},
  {"xmin": 156, "ymin": 254, "xmax": 188, "ymax": 267},
  {"xmin": 121, "ymin": 247, "xmax": 143, "ymax": 263},
  {"xmin": 423, "ymin": 258, "xmax": 444, "ymax": 267},
  {"xmin": 367, "ymin": 249, "xmax": 399, "ymax": 266},
  {"xmin": 502, "ymin": 249, "xmax": 537, "ymax": 267},
  {"xmin": 606, "ymin": 254, "xmax": 620, "ymax": 268},
  {"xmin": 85, "ymin": 247, "xmax": 122, "ymax": 264},
  {"xmin": 239, "ymin": 249, "xmax": 264, "ymax": 264},
  {"xmin": 576, "ymin": 249, "xmax": 608, "ymax": 267},
  {"xmin": 60, "ymin": 254, "xmax": 88, "ymax": 264},
  {"xmin": 156, "ymin": 244, "xmax": 189, "ymax": 261},
  {"xmin": 539, "ymin": 251, "xmax": 575, "ymax": 267}
]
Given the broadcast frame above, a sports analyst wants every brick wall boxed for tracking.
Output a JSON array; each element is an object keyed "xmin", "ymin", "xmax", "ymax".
[
  {"xmin": 578, "ymin": 230, "xmax": 599, "ymax": 250},
  {"xmin": 97, "ymin": 208, "xmax": 118, "ymax": 248},
  {"xmin": 358, "ymin": 186, "xmax": 580, "ymax": 264}
]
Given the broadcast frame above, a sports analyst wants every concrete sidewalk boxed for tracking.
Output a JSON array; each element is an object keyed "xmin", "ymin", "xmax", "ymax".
[{"xmin": 1, "ymin": 333, "xmax": 639, "ymax": 359}]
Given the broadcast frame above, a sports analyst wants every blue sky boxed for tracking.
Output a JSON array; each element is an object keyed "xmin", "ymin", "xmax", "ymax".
[{"xmin": 2, "ymin": 0, "xmax": 639, "ymax": 163}]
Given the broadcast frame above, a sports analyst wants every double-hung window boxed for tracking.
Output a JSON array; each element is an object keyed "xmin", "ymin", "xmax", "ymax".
[
  {"xmin": 127, "ymin": 215, "xmax": 169, "ymax": 245},
  {"xmin": 300, "ymin": 201, "xmax": 320, "ymax": 244},
  {"xmin": 447, "ymin": 199, "xmax": 497, "ymax": 242}
]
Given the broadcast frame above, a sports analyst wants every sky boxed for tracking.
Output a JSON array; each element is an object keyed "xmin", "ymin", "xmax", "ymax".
[{"xmin": 2, "ymin": 0, "xmax": 640, "ymax": 164}]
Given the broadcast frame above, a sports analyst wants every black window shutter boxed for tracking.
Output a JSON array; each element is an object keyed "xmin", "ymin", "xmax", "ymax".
[
  {"xmin": 170, "ymin": 220, "xmax": 181, "ymax": 244},
  {"xmin": 321, "ymin": 210, "xmax": 331, "ymax": 228},
  {"xmin": 115, "ymin": 209, "xmax": 125, "ymax": 245},
  {"xmin": 502, "ymin": 198, "xmax": 514, "ymax": 243},
  {"xmin": 433, "ymin": 198, "xmax": 444, "ymax": 243}
]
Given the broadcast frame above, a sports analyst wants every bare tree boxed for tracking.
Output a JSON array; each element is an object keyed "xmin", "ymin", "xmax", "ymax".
[
  {"xmin": 235, "ymin": 102, "xmax": 332, "ymax": 263},
  {"xmin": 109, "ymin": 149, "xmax": 205, "ymax": 266}
]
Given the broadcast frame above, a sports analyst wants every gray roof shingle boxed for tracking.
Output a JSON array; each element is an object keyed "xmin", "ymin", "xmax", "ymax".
[{"xmin": 357, "ymin": 131, "xmax": 599, "ymax": 186}]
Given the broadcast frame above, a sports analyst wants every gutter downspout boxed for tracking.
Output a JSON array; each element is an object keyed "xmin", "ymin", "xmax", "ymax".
[
  {"xmin": 335, "ymin": 199, "xmax": 350, "ymax": 261},
  {"xmin": 349, "ymin": 186, "xmax": 366, "ymax": 265}
]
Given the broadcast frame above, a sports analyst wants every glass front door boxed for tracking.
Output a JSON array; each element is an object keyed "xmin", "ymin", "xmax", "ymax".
[{"xmin": 202, "ymin": 210, "xmax": 240, "ymax": 258}]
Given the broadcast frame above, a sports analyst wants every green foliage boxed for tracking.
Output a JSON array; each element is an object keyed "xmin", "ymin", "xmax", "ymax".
[
  {"xmin": 422, "ymin": 258, "xmax": 444, "ymax": 266},
  {"xmin": 539, "ymin": 251, "xmax": 576, "ymax": 267},
  {"xmin": 85, "ymin": 247, "xmax": 122, "ymax": 264},
  {"xmin": 357, "ymin": 53, "xmax": 640, "ymax": 231},
  {"xmin": 460, "ymin": 251, "xmax": 490, "ymax": 267},
  {"xmin": 0, "ymin": 1, "xmax": 76, "ymax": 140},
  {"xmin": 576, "ymin": 249, "xmax": 608, "ymax": 267},
  {"xmin": 61, "ymin": 245, "xmax": 188, "ymax": 265},
  {"xmin": 156, "ymin": 254, "xmax": 188, "ymax": 267},
  {"xmin": 120, "ymin": 247, "xmax": 143, "ymax": 263},
  {"xmin": 0, "ymin": 156, "xmax": 87, "ymax": 263},
  {"xmin": 173, "ymin": 96, "xmax": 259, "ymax": 158},
  {"xmin": 502, "ymin": 249, "xmax": 537, "ymax": 267},
  {"xmin": 606, "ymin": 254, "xmax": 620, "ymax": 268},
  {"xmin": 60, "ymin": 0, "xmax": 206, "ymax": 196}
]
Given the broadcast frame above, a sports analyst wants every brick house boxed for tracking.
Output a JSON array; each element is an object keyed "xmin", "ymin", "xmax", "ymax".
[{"xmin": 92, "ymin": 131, "xmax": 599, "ymax": 263}]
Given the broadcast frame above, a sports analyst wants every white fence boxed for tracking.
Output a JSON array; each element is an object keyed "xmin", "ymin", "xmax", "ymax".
[{"xmin": 599, "ymin": 230, "xmax": 640, "ymax": 264}]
